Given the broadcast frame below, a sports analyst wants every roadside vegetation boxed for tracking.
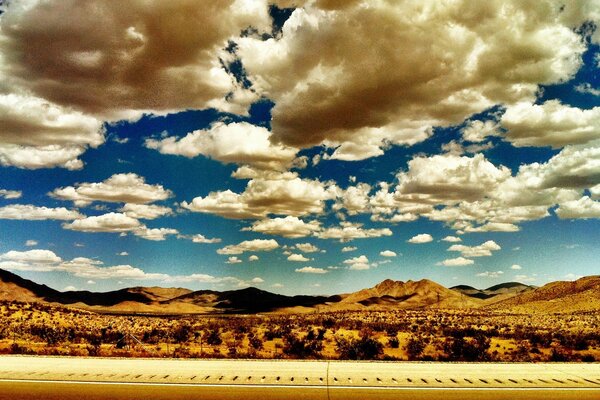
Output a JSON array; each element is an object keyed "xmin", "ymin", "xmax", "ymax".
[{"xmin": 1, "ymin": 300, "xmax": 598, "ymax": 362}]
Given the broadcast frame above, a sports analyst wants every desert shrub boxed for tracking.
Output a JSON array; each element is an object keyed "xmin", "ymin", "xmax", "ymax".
[
  {"xmin": 204, "ymin": 328, "xmax": 222, "ymax": 345},
  {"xmin": 387, "ymin": 337, "xmax": 400, "ymax": 348},
  {"xmin": 444, "ymin": 334, "xmax": 490, "ymax": 361},
  {"xmin": 283, "ymin": 333, "xmax": 322, "ymax": 359},
  {"xmin": 406, "ymin": 336, "xmax": 425, "ymax": 360},
  {"xmin": 335, "ymin": 334, "xmax": 383, "ymax": 360}
]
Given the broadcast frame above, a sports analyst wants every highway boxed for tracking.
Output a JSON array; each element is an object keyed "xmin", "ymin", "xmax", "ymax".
[{"xmin": 0, "ymin": 356, "xmax": 598, "ymax": 399}]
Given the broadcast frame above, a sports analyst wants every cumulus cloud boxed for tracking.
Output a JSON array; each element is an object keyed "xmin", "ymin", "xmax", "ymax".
[
  {"xmin": 250, "ymin": 277, "xmax": 264, "ymax": 284},
  {"xmin": 237, "ymin": 1, "xmax": 585, "ymax": 159},
  {"xmin": 442, "ymin": 236, "xmax": 462, "ymax": 242},
  {"xmin": 461, "ymin": 120, "xmax": 502, "ymax": 143},
  {"xmin": 407, "ymin": 233, "xmax": 433, "ymax": 244},
  {"xmin": 0, "ymin": 189, "xmax": 22, "ymax": 199},
  {"xmin": 133, "ymin": 227, "xmax": 178, "ymax": 241},
  {"xmin": 120, "ymin": 203, "xmax": 172, "ymax": 220},
  {"xmin": 448, "ymin": 240, "xmax": 501, "ymax": 257},
  {"xmin": 217, "ymin": 239, "xmax": 279, "ymax": 255},
  {"xmin": 437, "ymin": 257, "xmax": 474, "ymax": 267},
  {"xmin": 0, "ymin": 0, "xmax": 270, "ymax": 119},
  {"xmin": 343, "ymin": 255, "xmax": 370, "ymax": 270},
  {"xmin": 189, "ymin": 234, "xmax": 222, "ymax": 244},
  {"xmin": 379, "ymin": 250, "xmax": 397, "ymax": 257},
  {"xmin": 183, "ymin": 176, "xmax": 335, "ymax": 219},
  {"xmin": 295, "ymin": 243, "xmax": 320, "ymax": 253},
  {"xmin": 500, "ymin": 101, "xmax": 600, "ymax": 148},
  {"xmin": 226, "ymin": 256, "xmax": 243, "ymax": 264},
  {"xmin": 287, "ymin": 253, "xmax": 310, "ymax": 262},
  {"xmin": 511, "ymin": 264, "xmax": 522, "ymax": 270},
  {"xmin": 477, "ymin": 270, "xmax": 504, "ymax": 278},
  {"xmin": 62, "ymin": 212, "xmax": 141, "ymax": 233},
  {"xmin": 556, "ymin": 196, "xmax": 600, "ymax": 219},
  {"xmin": 51, "ymin": 173, "xmax": 172, "ymax": 207},
  {"xmin": 244, "ymin": 216, "xmax": 321, "ymax": 238},
  {"xmin": 25, "ymin": 240, "xmax": 38, "ymax": 247},
  {"xmin": 316, "ymin": 222, "xmax": 392, "ymax": 242},
  {"xmin": 295, "ymin": 266, "xmax": 327, "ymax": 274},
  {"xmin": 0, "ymin": 94, "xmax": 104, "ymax": 169},
  {"xmin": 145, "ymin": 122, "xmax": 298, "ymax": 170},
  {"xmin": 0, "ymin": 249, "xmax": 62, "ymax": 265},
  {"xmin": 341, "ymin": 246, "xmax": 357, "ymax": 252},
  {"xmin": 248, "ymin": 255, "xmax": 259, "ymax": 261},
  {"xmin": 0, "ymin": 205, "xmax": 82, "ymax": 220}
]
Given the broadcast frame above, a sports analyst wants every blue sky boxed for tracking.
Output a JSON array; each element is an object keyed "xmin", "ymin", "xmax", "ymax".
[{"xmin": 0, "ymin": 1, "xmax": 599, "ymax": 295}]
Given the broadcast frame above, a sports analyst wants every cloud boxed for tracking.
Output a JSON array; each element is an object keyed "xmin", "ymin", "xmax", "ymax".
[
  {"xmin": 0, "ymin": 249, "xmax": 62, "ymax": 264},
  {"xmin": 500, "ymin": 101, "xmax": 600, "ymax": 148},
  {"xmin": 511, "ymin": 264, "xmax": 522, "ymax": 270},
  {"xmin": 237, "ymin": 1, "xmax": 585, "ymax": 159},
  {"xmin": 515, "ymin": 274, "xmax": 537, "ymax": 283},
  {"xmin": 250, "ymin": 277, "xmax": 264, "ymax": 284},
  {"xmin": 272, "ymin": 283, "xmax": 284, "ymax": 288},
  {"xmin": 118, "ymin": 252, "xmax": 129, "ymax": 256},
  {"xmin": 0, "ymin": 189, "xmax": 22, "ymax": 199},
  {"xmin": 0, "ymin": 0, "xmax": 270, "ymax": 119},
  {"xmin": 182, "ymin": 176, "xmax": 335, "ymax": 219},
  {"xmin": 217, "ymin": 239, "xmax": 279, "ymax": 255},
  {"xmin": 145, "ymin": 122, "xmax": 298, "ymax": 170},
  {"xmin": 295, "ymin": 243, "xmax": 320, "ymax": 253},
  {"xmin": 133, "ymin": 227, "xmax": 179, "ymax": 241},
  {"xmin": 62, "ymin": 212, "xmax": 141, "ymax": 232},
  {"xmin": 287, "ymin": 253, "xmax": 310, "ymax": 262},
  {"xmin": 477, "ymin": 270, "xmax": 504, "ymax": 278},
  {"xmin": 25, "ymin": 240, "xmax": 38, "ymax": 247},
  {"xmin": 437, "ymin": 257, "xmax": 474, "ymax": 267},
  {"xmin": 442, "ymin": 236, "xmax": 462, "ymax": 243},
  {"xmin": 379, "ymin": 250, "xmax": 397, "ymax": 257},
  {"xmin": 120, "ymin": 203, "xmax": 172, "ymax": 220},
  {"xmin": 189, "ymin": 234, "xmax": 222, "ymax": 244},
  {"xmin": 575, "ymin": 83, "xmax": 600, "ymax": 96},
  {"xmin": 343, "ymin": 255, "xmax": 370, "ymax": 270},
  {"xmin": 556, "ymin": 196, "xmax": 600, "ymax": 219},
  {"xmin": 461, "ymin": 120, "xmax": 502, "ymax": 143},
  {"xmin": 244, "ymin": 216, "xmax": 321, "ymax": 238},
  {"xmin": 295, "ymin": 266, "xmax": 328, "ymax": 274},
  {"xmin": 226, "ymin": 256, "xmax": 243, "ymax": 264},
  {"xmin": 51, "ymin": 173, "xmax": 172, "ymax": 207},
  {"xmin": 0, "ymin": 205, "xmax": 83, "ymax": 220},
  {"xmin": 341, "ymin": 246, "xmax": 357, "ymax": 252},
  {"xmin": 407, "ymin": 233, "xmax": 433, "ymax": 244},
  {"xmin": 334, "ymin": 183, "xmax": 372, "ymax": 215},
  {"xmin": 0, "ymin": 94, "xmax": 104, "ymax": 169},
  {"xmin": 448, "ymin": 240, "xmax": 501, "ymax": 257},
  {"xmin": 316, "ymin": 222, "xmax": 392, "ymax": 242},
  {"xmin": 248, "ymin": 255, "xmax": 259, "ymax": 261}
]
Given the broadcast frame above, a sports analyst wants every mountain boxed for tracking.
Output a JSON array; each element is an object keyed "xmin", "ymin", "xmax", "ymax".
[
  {"xmin": 489, "ymin": 275, "xmax": 600, "ymax": 313},
  {"xmin": 451, "ymin": 282, "xmax": 533, "ymax": 301},
  {"xmin": 338, "ymin": 279, "xmax": 482, "ymax": 309},
  {"xmin": 0, "ymin": 268, "xmax": 60, "ymax": 302}
]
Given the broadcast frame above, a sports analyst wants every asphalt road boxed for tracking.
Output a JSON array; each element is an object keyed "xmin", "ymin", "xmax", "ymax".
[{"xmin": 0, "ymin": 356, "xmax": 598, "ymax": 399}]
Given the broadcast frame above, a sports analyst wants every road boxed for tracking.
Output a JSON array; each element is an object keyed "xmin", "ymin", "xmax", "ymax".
[{"xmin": 0, "ymin": 356, "xmax": 598, "ymax": 399}]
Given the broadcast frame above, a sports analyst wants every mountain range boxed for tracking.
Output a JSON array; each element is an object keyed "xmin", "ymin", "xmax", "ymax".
[{"xmin": 1, "ymin": 268, "xmax": 598, "ymax": 314}]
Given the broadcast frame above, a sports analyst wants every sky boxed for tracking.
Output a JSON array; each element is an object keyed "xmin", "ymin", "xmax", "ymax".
[{"xmin": 0, "ymin": 0, "xmax": 599, "ymax": 296}]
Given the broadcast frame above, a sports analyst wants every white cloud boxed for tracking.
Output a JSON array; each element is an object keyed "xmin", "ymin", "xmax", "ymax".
[
  {"xmin": 515, "ymin": 274, "xmax": 537, "ymax": 283},
  {"xmin": 120, "ymin": 203, "xmax": 172, "ymax": 220},
  {"xmin": 0, "ymin": 205, "xmax": 82, "ymax": 220},
  {"xmin": 316, "ymin": 222, "xmax": 392, "ymax": 242},
  {"xmin": 25, "ymin": 240, "xmax": 38, "ymax": 247},
  {"xmin": 118, "ymin": 252, "xmax": 129, "ymax": 256},
  {"xmin": 501, "ymin": 101, "xmax": 600, "ymax": 148},
  {"xmin": 575, "ymin": 83, "xmax": 600, "ymax": 96},
  {"xmin": 462, "ymin": 120, "xmax": 502, "ymax": 143},
  {"xmin": 51, "ymin": 173, "xmax": 172, "ymax": 207},
  {"xmin": 511, "ymin": 264, "xmax": 522, "ymax": 270},
  {"xmin": 341, "ymin": 246, "xmax": 357, "ymax": 252},
  {"xmin": 407, "ymin": 233, "xmax": 433, "ymax": 244},
  {"xmin": 272, "ymin": 283, "xmax": 284, "ymax": 288},
  {"xmin": 188, "ymin": 234, "xmax": 222, "ymax": 244},
  {"xmin": 295, "ymin": 243, "xmax": 320, "ymax": 253},
  {"xmin": 145, "ymin": 122, "xmax": 298, "ymax": 170},
  {"xmin": 133, "ymin": 227, "xmax": 179, "ymax": 241},
  {"xmin": 448, "ymin": 240, "xmax": 501, "ymax": 257},
  {"xmin": 379, "ymin": 250, "xmax": 397, "ymax": 257},
  {"xmin": 287, "ymin": 253, "xmax": 310, "ymax": 262},
  {"xmin": 217, "ymin": 239, "xmax": 279, "ymax": 255},
  {"xmin": 477, "ymin": 270, "xmax": 504, "ymax": 278},
  {"xmin": 343, "ymin": 255, "xmax": 371, "ymax": 270},
  {"xmin": 442, "ymin": 236, "xmax": 462, "ymax": 243},
  {"xmin": 0, "ymin": 249, "xmax": 62, "ymax": 264},
  {"xmin": 244, "ymin": 216, "xmax": 321, "ymax": 238},
  {"xmin": 248, "ymin": 255, "xmax": 259, "ymax": 261},
  {"xmin": 295, "ymin": 266, "xmax": 328, "ymax": 274},
  {"xmin": 183, "ymin": 176, "xmax": 335, "ymax": 219},
  {"xmin": 226, "ymin": 256, "xmax": 243, "ymax": 264},
  {"xmin": 63, "ymin": 212, "xmax": 141, "ymax": 233},
  {"xmin": 0, "ymin": 189, "xmax": 22, "ymax": 199},
  {"xmin": 437, "ymin": 257, "xmax": 474, "ymax": 267},
  {"xmin": 237, "ymin": 1, "xmax": 585, "ymax": 159},
  {"xmin": 250, "ymin": 277, "xmax": 264, "ymax": 284},
  {"xmin": 556, "ymin": 196, "xmax": 600, "ymax": 219}
]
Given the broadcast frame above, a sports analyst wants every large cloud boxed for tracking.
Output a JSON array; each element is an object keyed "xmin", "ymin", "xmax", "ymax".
[
  {"xmin": 316, "ymin": 222, "xmax": 392, "ymax": 242},
  {"xmin": 145, "ymin": 122, "xmax": 298, "ymax": 171},
  {"xmin": 51, "ymin": 173, "xmax": 172, "ymax": 207},
  {"xmin": 217, "ymin": 239, "xmax": 279, "ymax": 255},
  {"xmin": 62, "ymin": 212, "xmax": 142, "ymax": 233},
  {"xmin": 0, "ymin": 204, "xmax": 82, "ymax": 220},
  {"xmin": 237, "ymin": 0, "xmax": 587, "ymax": 159}
]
